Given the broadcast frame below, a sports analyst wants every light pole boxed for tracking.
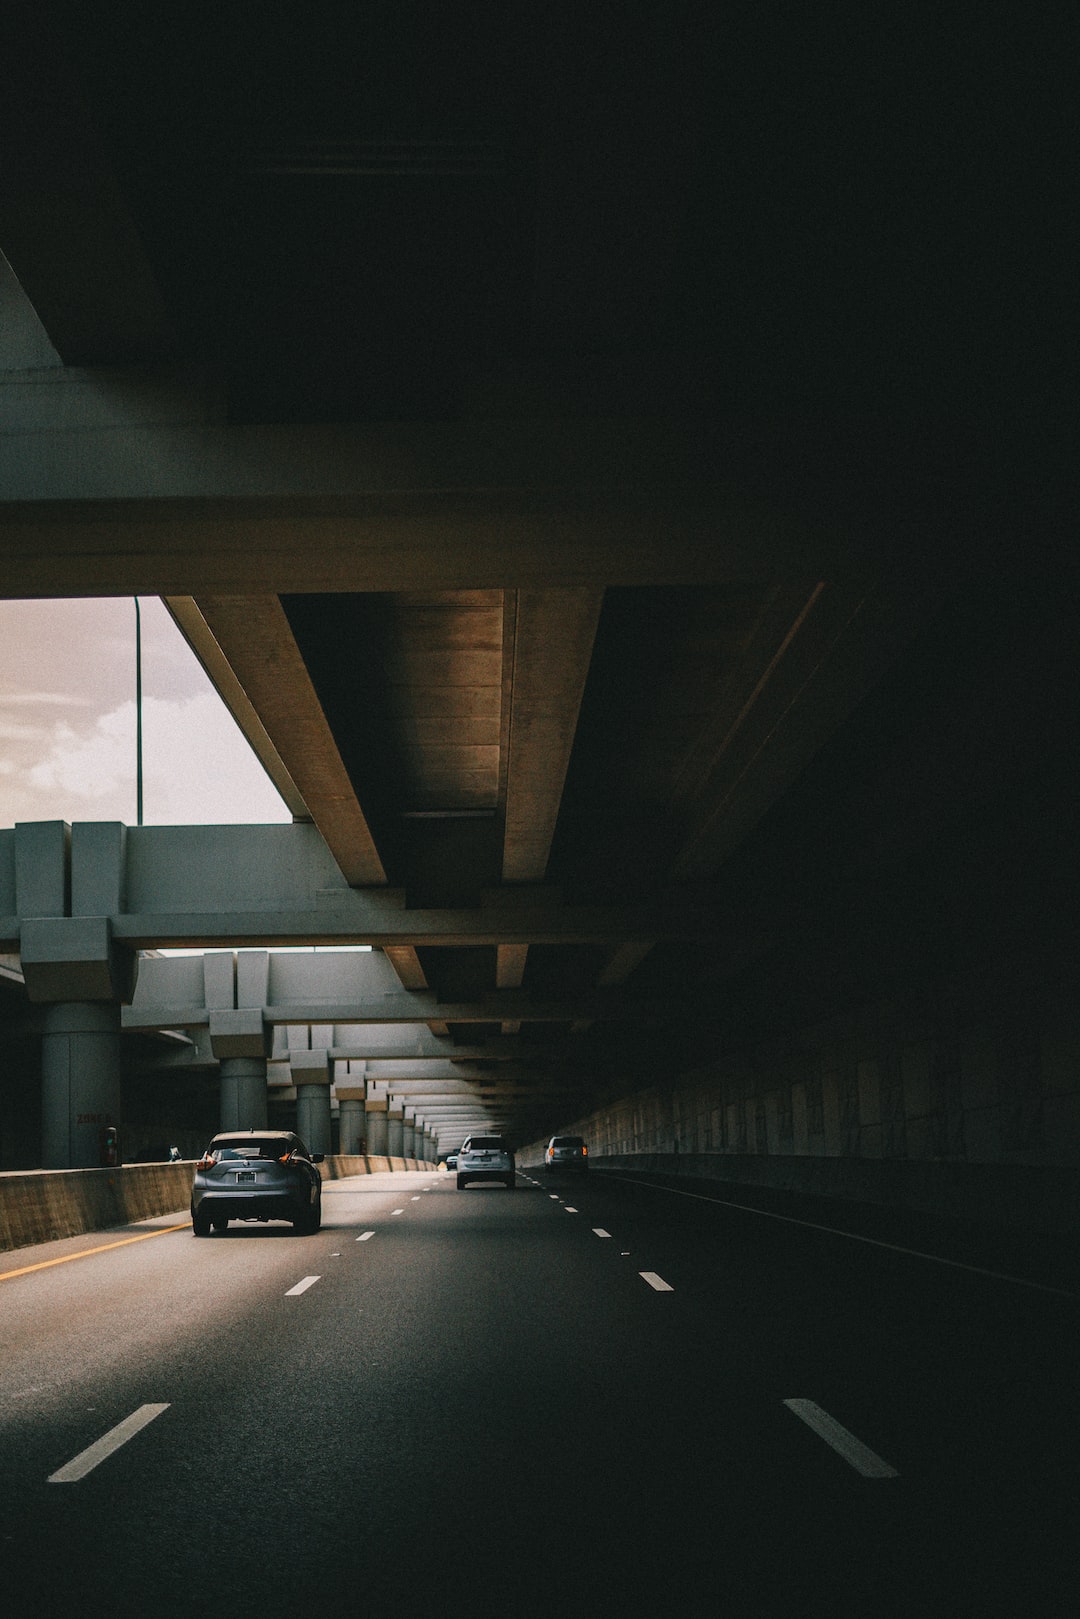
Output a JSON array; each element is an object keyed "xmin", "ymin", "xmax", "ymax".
[{"xmin": 135, "ymin": 596, "xmax": 143, "ymax": 826}]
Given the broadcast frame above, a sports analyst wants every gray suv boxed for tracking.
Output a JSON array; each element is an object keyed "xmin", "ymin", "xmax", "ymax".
[
  {"xmin": 545, "ymin": 1135, "xmax": 589, "ymax": 1174},
  {"xmin": 457, "ymin": 1134, "xmax": 515, "ymax": 1189}
]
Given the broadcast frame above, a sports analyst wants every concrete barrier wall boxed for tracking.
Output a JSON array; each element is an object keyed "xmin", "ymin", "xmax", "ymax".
[
  {"xmin": 0, "ymin": 1163, "xmax": 195, "ymax": 1252},
  {"xmin": 579, "ymin": 1152, "xmax": 1080, "ymax": 1236},
  {"xmin": 519, "ymin": 986, "xmax": 1080, "ymax": 1237},
  {"xmin": 1, "ymin": 1155, "xmax": 436, "ymax": 1252}
]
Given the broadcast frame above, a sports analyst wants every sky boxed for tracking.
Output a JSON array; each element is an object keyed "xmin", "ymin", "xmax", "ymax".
[{"xmin": 0, "ymin": 597, "xmax": 293, "ymax": 829}]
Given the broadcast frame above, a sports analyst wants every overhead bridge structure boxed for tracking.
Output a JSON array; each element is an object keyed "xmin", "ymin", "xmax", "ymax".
[{"xmin": 0, "ymin": 6, "xmax": 1075, "ymax": 1230}]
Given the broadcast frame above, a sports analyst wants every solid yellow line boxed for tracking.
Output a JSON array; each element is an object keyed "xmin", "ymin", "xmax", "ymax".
[{"xmin": 0, "ymin": 1221, "xmax": 191, "ymax": 1283}]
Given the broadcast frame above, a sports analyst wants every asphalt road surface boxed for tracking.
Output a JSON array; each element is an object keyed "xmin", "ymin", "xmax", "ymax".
[{"xmin": 1, "ymin": 1168, "xmax": 1076, "ymax": 1617}]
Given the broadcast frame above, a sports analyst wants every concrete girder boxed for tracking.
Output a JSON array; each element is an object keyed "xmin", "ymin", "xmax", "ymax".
[
  {"xmin": 0, "ymin": 387, "xmax": 832, "ymax": 592},
  {"xmin": 96, "ymin": 909, "xmax": 691, "ymax": 951},
  {"xmin": 500, "ymin": 588, "xmax": 603, "ymax": 882},
  {"xmin": 0, "ymin": 822, "xmax": 717, "ymax": 950},
  {"xmin": 180, "ymin": 594, "xmax": 389, "ymax": 887},
  {"xmin": 367, "ymin": 1094, "xmax": 564, "ymax": 1107},
  {"xmin": 123, "ymin": 993, "xmax": 627, "ymax": 1027},
  {"xmin": 496, "ymin": 588, "xmax": 603, "ymax": 1025},
  {"xmin": 359, "ymin": 1062, "xmax": 553, "ymax": 1083},
  {"xmin": 325, "ymin": 1036, "xmax": 539, "ymax": 1060}
]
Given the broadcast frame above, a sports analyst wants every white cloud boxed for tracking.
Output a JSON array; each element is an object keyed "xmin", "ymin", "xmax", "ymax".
[
  {"xmin": 6, "ymin": 692, "xmax": 291, "ymax": 826},
  {"xmin": 0, "ymin": 719, "xmax": 54, "ymax": 745},
  {"xmin": 0, "ymin": 690, "xmax": 97, "ymax": 707}
]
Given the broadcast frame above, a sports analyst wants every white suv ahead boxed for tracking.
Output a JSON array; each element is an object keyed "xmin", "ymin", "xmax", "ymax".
[
  {"xmin": 457, "ymin": 1135, "xmax": 516, "ymax": 1190},
  {"xmin": 545, "ymin": 1135, "xmax": 589, "ymax": 1174}
]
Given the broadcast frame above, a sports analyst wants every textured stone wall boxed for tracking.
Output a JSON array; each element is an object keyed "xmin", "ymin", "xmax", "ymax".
[{"xmin": 521, "ymin": 988, "xmax": 1080, "ymax": 1232}]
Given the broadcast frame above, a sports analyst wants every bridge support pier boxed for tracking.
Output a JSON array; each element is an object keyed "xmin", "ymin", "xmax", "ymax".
[
  {"xmin": 337, "ymin": 1091, "xmax": 365, "ymax": 1154},
  {"xmin": 365, "ymin": 1092, "xmax": 389, "ymax": 1155},
  {"xmin": 41, "ymin": 1002, "xmax": 123, "ymax": 1170},
  {"xmin": 219, "ymin": 1057, "xmax": 269, "ymax": 1132},
  {"xmin": 209, "ymin": 1011, "xmax": 271, "ymax": 1134},
  {"xmin": 387, "ymin": 1100, "xmax": 405, "ymax": 1158}
]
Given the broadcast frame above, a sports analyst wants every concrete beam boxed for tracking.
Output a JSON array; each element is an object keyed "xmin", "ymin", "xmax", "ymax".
[
  {"xmin": 99, "ymin": 907, "xmax": 697, "ymax": 950},
  {"xmin": 122, "ymin": 992, "xmax": 617, "ymax": 1026},
  {"xmin": 184, "ymin": 595, "xmax": 389, "ymax": 885},
  {"xmin": 0, "ymin": 822, "xmax": 716, "ymax": 950},
  {"xmin": 501, "ymin": 589, "xmax": 604, "ymax": 882},
  {"xmin": 325, "ymin": 1035, "xmax": 539, "ymax": 1060},
  {"xmin": 163, "ymin": 598, "xmax": 308, "ymax": 820},
  {"xmin": 0, "ymin": 398, "xmax": 824, "ymax": 594}
]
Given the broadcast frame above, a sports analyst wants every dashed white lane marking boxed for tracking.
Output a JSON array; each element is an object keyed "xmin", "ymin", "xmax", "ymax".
[
  {"xmin": 357, "ymin": 1231, "xmax": 375, "ymax": 1241},
  {"xmin": 285, "ymin": 1275, "xmax": 321, "ymax": 1296},
  {"xmin": 565, "ymin": 1207, "xmax": 578, "ymax": 1214},
  {"xmin": 783, "ymin": 1399, "xmax": 899, "ymax": 1479},
  {"xmin": 549, "ymin": 1194, "xmax": 559, "ymax": 1200},
  {"xmin": 49, "ymin": 1404, "xmax": 170, "ymax": 1483},
  {"xmin": 593, "ymin": 1228, "xmax": 612, "ymax": 1238},
  {"xmin": 411, "ymin": 1195, "xmax": 421, "ymax": 1201},
  {"xmin": 391, "ymin": 1208, "xmax": 404, "ymax": 1216},
  {"xmin": 640, "ymin": 1271, "xmax": 674, "ymax": 1292}
]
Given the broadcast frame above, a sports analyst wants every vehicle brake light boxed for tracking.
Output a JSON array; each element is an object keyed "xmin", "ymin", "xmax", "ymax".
[
  {"xmin": 196, "ymin": 1155, "xmax": 215, "ymax": 1170},
  {"xmin": 581, "ymin": 1145, "xmax": 588, "ymax": 1155}
]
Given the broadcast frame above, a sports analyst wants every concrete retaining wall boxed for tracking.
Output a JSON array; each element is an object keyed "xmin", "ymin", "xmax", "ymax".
[
  {"xmin": 520, "ymin": 986, "xmax": 1080, "ymax": 1237},
  {"xmin": 579, "ymin": 1152, "xmax": 1080, "ymax": 1236},
  {"xmin": 0, "ymin": 1155, "xmax": 435, "ymax": 1252}
]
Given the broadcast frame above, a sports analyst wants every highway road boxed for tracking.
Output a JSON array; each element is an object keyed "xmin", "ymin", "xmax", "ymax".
[{"xmin": 1, "ymin": 1167, "xmax": 1076, "ymax": 1617}]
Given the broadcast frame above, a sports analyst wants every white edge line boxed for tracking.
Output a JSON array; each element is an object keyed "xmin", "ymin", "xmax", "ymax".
[
  {"xmin": 285, "ymin": 1274, "xmax": 320, "ymax": 1296},
  {"xmin": 784, "ymin": 1399, "xmax": 898, "ymax": 1479},
  {"xmin": 639, "ymin": 1270, "xmax": 674, "ymax": 1292},
  {"xmin": 48, "ymin": 1403, "xmax": 170, "ymax": 1483},
  {"xmin": 601, "ymin": 1171, "xmax": 1078, "ymax": 1298}
]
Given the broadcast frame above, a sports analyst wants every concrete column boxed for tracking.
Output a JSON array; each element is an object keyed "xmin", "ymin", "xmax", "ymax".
[
  {"xmin": 402, "ymin": 1111, "xmax": 416, "ymax": 1159},
  {"xmin": 290, "ymin": 1049, "xmax": 332, "ymax": 1156},
  {"xmin": 387, "ymin": 1101, "xmax": 404, "ymax": 1158},
  {"xmin": 209, "ymin": 1010, "xmax": 270, "ymax": 1133},
  {"xmin": 41, "ymin": 1002, "xmax": 123, "ymax": 1169},
  {"xmin": 365, "ymin": 1093, "xmax": 389, "ymax": 1155},
  {"xmin": 296, "ymin": 1085, "xmax": 332, "ymax": 1155},
  {"xmin": 219, "ymin": 1057, "xmax": 269, "ymax": 1131},
  {"xmin": 337, "ymin": 1093, "xmax": 365, "ymax": 1154}
]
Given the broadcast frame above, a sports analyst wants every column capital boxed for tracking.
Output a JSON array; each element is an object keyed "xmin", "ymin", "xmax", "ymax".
[
  {"xmin": 290, "ymin": 1048, "xmax": 331, "ymax": 1086},
  {"xmin": 20, "ymin": 915, "xmax": 134, "ymax": 1003},
  {"xmin": 209, "ymin": 1008, "xmax": 270, "ymax": 1060}
]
